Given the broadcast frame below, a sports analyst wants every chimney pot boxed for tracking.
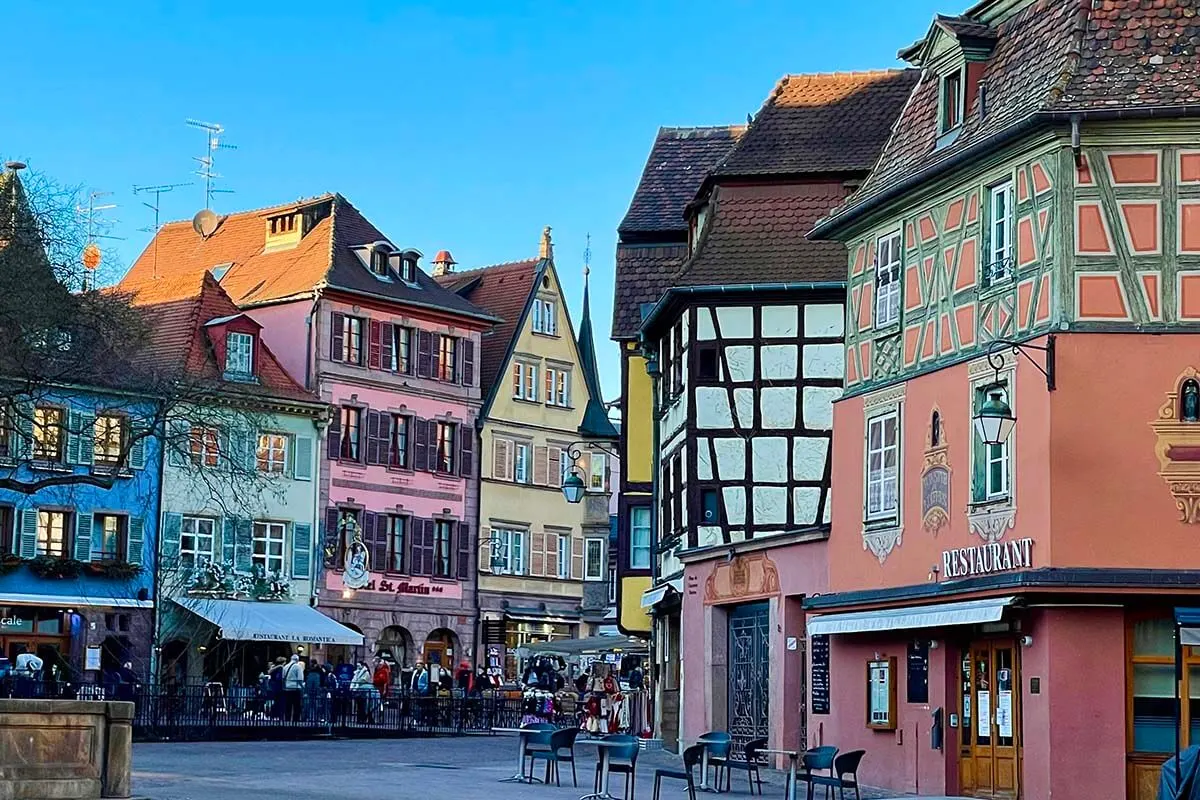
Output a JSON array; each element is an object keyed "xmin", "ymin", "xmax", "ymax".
[{"xmin": 432, "ymin": 249, "xmax": 457, "ymax": 277}]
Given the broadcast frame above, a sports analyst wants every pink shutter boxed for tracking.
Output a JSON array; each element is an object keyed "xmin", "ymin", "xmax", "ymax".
[
  {"xmin": 533, "ymin": 446, "xmax": 549, "ymax": 486},
  {"xmin": 368, "ymin": 320, "xmax": 382, "ymax": 369},
  {"xmin": 571, "ymin": 536, "xmax": 584, "ymax": 580}
]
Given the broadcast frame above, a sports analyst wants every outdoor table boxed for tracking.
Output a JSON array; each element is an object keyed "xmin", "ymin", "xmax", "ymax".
[
  {"xmin": 695, "ymin": 735, "xmax": 723, "ymax": 792},
  {"xmin": 758, "ymin": 749, "xmax": 800, "ymax": 800},
  {"xmin": 493, "ymin": 726, "xmax": 546, "ymax": 784},
  {"xmin": 575, "ymin": 738, "xmax": 625, "ymax": 800}
]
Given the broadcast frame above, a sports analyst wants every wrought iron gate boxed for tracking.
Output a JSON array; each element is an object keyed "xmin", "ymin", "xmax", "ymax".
[{"xmin": 727, "ymin": 602, "xmax": 770, "ymax": 749}]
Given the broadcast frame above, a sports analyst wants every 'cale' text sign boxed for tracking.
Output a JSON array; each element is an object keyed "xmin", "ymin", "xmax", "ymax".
[{"xmin": 942, "ymin": 538, "xmax": 1034, "ymax": 579}]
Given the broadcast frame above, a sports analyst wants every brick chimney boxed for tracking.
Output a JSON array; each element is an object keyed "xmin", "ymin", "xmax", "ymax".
[
  {"xmin": 432, "ymin": 249, "xmax": 457, "ymax": 277},
  {"xmin": 539, "ymin": 226, "xmax": 553, "ymax": 261}
]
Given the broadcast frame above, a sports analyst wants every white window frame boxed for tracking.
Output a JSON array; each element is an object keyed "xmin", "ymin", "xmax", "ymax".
[
  {"xmin": 514, "ymin": 443, "xmax": 530, "ymax": 484},
  {"xmin": 939, "ymin": 68, "xmax": 964, "ymax": 134},
  {"xmin": 179, "ymin": 515, "xmax": 215, "ymax": 568},
  {"xmin": 557, "ymin": 534, "xmax": 570, "ymax": 579},
  {"xmin": 608, "ymin": 565, "xmax": 617, "ymax": 603},
  {"xmin": 256, "ymin": 432, "xmax": 288, "ymax": 474},
  {"xmin": 252, "ymin": 521, "xmax": 287, "ymax": 575},
  {"xmin": 588, "ymin": 452, "xmax": 607, "ymax": 492},
  {"xmin": 394, "ymin": 326, "xmax": 411, "ymax": 374},
  {"xmin": 865, "ymin": 410, "xmax": 900, "ymax": 521},
  {"xmin": 36, "ymin": 509, "xmax": 68, "ymax": 557},
  {"xmin": 874, "ymin": 231, "xmax": 902, "ymax": 328},
  {"xmin": 630, "ymin": 507, "xmax": 651, "ymax": 569},
  {"xmin": 341, "ymin": 315, "xmax": 364, "ymax": 365},
  {"xmin": 545, "ymin": 368, "xmax": 570, "ymax": 408},
  {"xmin": 93, "ymin": 413, "xmax": 126, "ymax": 466},
  {"xmin": 533, "ymin": 298, "xmax": 557, "ymax": 335},
  {"xmin": 225, "ymin": 331, "xmax": 254, "ymax": 375},
  {"xmin": 492, "ymin": 528, "xmax": 525, "ymax": 575},
  {"xmin": 987, "ymin": 181, "xmax": 1014, "ymax": 284},
  {"xmin": 513, "ymin": 362, "xmax": 539, "ymax": 402},
  {"xmin": 558, "ymin": 447, "xmax": 571, "ymax": 486},
  {"xmin": 973, "ymin": 377, "xmax": 1013, "ymax": 504},
  {"xmin": 584, "ymin": 538, "xmax": 605, "ymax": 581},
  {"xmin": 189, "ymin": 425, "xmax": 220, "ymax": 468}
]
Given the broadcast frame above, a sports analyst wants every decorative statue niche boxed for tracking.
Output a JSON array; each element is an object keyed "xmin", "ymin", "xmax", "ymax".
[
  {"xmin": 1151, "ymin": 368, "xmax": 1200, "ymax": 523},
  {"xmin": 921, "ymin": 406, "xmax": 950, "ymax": 536},
  {"xmin": 1182, "ymin": 380, "xmax": 1200, "ymax": 422}
]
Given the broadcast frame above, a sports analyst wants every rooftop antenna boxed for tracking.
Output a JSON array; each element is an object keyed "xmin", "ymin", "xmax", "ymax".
[
  {"xmin": 76, "ymin": 190, "xmax": 121, "ymax": 291},
  {"xmin": 133, "ymin": 182, "xmax": 191, "ymax": 279},
  {"xmin": 186, "ymin": 119, "xmax": 237, "ymax": 209}
]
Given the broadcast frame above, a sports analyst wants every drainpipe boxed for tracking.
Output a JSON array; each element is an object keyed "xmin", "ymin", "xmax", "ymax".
[
  {"xmin": 304, "ymin": 289, "xmax": 324, "ymax": 392},
  {"xmin": 643, "ymin": 340, "xmax": 664, "ymax": 740},
  {"xmin": 309, "ymin": 410, "xmax": 329, "ymax": 611}
]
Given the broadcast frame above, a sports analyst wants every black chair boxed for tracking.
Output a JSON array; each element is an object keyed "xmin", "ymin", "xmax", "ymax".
[
  {"xmin": 521, "ymin": 723, "xmax": 557, "ymax": 782},
  {"xmin": 528, "ymin": 727, "xmax": 580, "ymax": 786},
  {"xmin": 722, "ymin": 736, "xmax": 767, "ymax": 794},
  {"xmin": 653, "ymin": 744, "xmax": 705, "ymax": 800},
  {"xmin": 808, "ymin": 750, "xmax": 864, "ymax": 800},
  {"xmin": 596, "ymin": 734, "xmax": 640, "ymax": 800},
  {"xmin": 797, "ymin": 746, "xmax": 838, "ymax": 800}
]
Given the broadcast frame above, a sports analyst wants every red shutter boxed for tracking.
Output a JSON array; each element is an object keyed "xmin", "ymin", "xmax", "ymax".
[
  {"xmin": 326, "ymin": 409, "xmax": 342, "ymax": 461},
  {"xmin": 456, "ymin": 522, "xmax": 471, "ymax": 581},
  {"xmin": 458, "ymin": 424, "xmax": 474, "ymax": 478},
  {"xmin": 381, "ymin": 414, "xmax": 395, "ymax": 467},
  {"xmin": 368, "ymin": 320, "xmax": 382, "ymax": 369},
  {"xmin": 416, "ymin": 331, "xmax": 434, "ymax": 378},
  {"xmin": 364, "ymin": 512, "xmax": 387, "ymax": 572},
  {"xmin": 462, "ymin": 340, "xmax": 475, "ymax": 386},
  {"xmin": 365, "ymin": 411, "xmax": 380, "ymax": 464},
  {"xmin": 412, "ymin": 418, "xmax": 429, "ymax": 472},
  {"xmin": 380, "ymin": 323, "xmax": 394, "ymax": 371},
  {"xmin": 409, "ymin": 517, "xmax": 425, "ymax": 576},
  {"xmin": 330, "ymin": 313, "xmax": 345, "ymax": 362},
  {"xmin": 324, "ymin": 507, "xmax": 340, "ymax": 567},
  {"xmin": 418, "ymin": 519, "xmax": 435, "ymax": 575}
]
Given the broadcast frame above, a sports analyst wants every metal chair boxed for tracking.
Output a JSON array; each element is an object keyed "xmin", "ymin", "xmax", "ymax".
[
  {"xmin": 797, "ymin": 746, "xmax": 839, "ymax": 800},
  {"xmin": 653, "ymin": 744, "xmax": 705, "ymax": 800},
  {"xmin": 808, "ymin": 750, "xmax": 864, "ymax": 800},
  {"xmin": 520, "ymin": 722, "xmax": 557, "ymax": 782},
  {"xmin": 698, "ymin": 731, "xmax": 732, "ymax": 791},
  {"xmin": 596, "ymin": 734, "xmax": 639, "ymax": 800},
  {"xmin": 721, "ymin": 736, "xmax": 767, "ymax": 794},
  {"xmin": 528, "ymin": 727, "xmax": 580, "ymax": 786}
]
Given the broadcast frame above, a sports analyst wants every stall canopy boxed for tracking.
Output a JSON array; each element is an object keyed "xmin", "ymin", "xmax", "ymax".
[
  {"xmin": 173, "ymin": 598, "xmax": 364, "ymax": 645},
  {"xmin": 807, "ymin": 596, "xmax": 1015, "ymax": 636},
  {"xmin": 523, "ymin": 634, "xmax": 647, "ymax": 657}
]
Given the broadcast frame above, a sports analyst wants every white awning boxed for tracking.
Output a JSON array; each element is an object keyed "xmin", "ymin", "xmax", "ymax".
[
  {"xmin": 807, "ymin": 596, "xmax": 1016, "ymax": 636},
  {"xmin": 640, "ymin": 586, "xmax": 669, "ymax": 609},
  {"xmin": 173, "ymin": 598, "xmax": 364, "ymax": 645}
]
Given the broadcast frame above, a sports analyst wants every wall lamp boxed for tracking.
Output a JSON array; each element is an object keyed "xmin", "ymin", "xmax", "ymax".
[
  {"xmin": 561, "ymin": 440, "xmax": 618, "ymax": 504},
  {"xmin": 972, "ymin": 335, "xmax": 1056, "ymax": 447}
]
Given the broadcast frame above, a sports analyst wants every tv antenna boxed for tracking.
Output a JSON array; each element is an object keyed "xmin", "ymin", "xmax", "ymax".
[
  {"xmin": 76, "ymin": 190, "xmax": 121, "ymax": 290},
  {"xmin": 186, "ymin": 119, "xmax": 237, "ymax": 209},
  {"xmin": 134, "ymin": 182, "xmax": 191, "ymax": 279}
]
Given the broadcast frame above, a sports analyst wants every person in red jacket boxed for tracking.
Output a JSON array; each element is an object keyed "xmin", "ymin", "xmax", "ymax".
[{"xmin": 372, "ymin": 658, "xmax": 392, "ymax": 701}]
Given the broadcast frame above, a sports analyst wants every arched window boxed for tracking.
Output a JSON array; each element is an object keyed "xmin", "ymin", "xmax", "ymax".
[
  {"xmin": 931, "ymin": 411, "xmax": 942, "ymax": 446},
  {"xmin": 1182, "ymin": 380, "xmax": 1200, "ymax": 422}
]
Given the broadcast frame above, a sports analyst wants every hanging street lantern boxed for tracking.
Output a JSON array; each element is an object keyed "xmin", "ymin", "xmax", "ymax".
[
  {"xmin": 561, "ymin": 470, "xmax": 586, "ymax": 504},
  {"xmin": 973, "ymin": 387, "xmax": 1016, "ymax": 446}
]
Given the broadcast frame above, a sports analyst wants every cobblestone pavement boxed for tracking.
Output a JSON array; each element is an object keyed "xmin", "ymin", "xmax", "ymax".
[{"xmin": 133, "ymin": 736, "xmax": 919, "ymax": 800}]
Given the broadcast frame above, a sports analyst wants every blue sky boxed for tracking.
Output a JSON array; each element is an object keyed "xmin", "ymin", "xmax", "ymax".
[{"xmin": 3, "ymin": 0, "xmax": 946, "ymax": 398}]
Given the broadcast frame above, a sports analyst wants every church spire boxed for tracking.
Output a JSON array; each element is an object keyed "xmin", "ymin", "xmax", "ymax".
[{"xmin": 576, "ymin": 234, "xmax": 616, "ymax": 439}]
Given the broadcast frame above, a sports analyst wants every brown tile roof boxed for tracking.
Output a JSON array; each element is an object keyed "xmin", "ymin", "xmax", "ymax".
[
  {"xmin": 712, "ymin": 70, "xmax": 920, "ymax": 178},
  {"xmin": 132, "ymin": 272, "xmax": 320, "ymax": 404},
  {"xmin": 434, "ymin": 259, "xmax": 541, "ymax": 394},
  {"xmin": 618, "ymin": 126, "xmax": 744, "ymax": 237},
  {"xmin": 611, "ymin": 243, "xmax": 689, "ymax": 339},
  {"xmin": 817, "ymin": 0, "xmax": 1200, "ymax": 236},
  {"xmin": 675, "ymin": 182, "xmax": 851, "ymax": 288},
  {"xmin": 119, "ymin": 194, "xmax": 493, "ymax": 322}
]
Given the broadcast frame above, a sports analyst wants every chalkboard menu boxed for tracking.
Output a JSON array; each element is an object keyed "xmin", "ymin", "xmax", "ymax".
[
  {"xmin": 810, "ymin": 634, "xmax": 830, "ymax": 715},
  {"xmin": 907, "ymin": 641, "xmax": 930, "ymax": 704}
]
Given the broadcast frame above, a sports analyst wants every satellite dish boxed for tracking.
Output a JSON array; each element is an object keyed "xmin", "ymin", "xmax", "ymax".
[{"xmin": 192, "ymin": 208, "xmax": 219, "ymax": 238}]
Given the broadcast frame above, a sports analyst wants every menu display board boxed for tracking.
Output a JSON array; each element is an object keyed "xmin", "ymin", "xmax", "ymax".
[
  {"xmin": 907, "ymin": 641, "xmax": 930, "ymax": 704},
  {"xmin": 810, "ymin": 634, "xmax": 830, "ymax": 715},
  {"xmin": 866, "ymin": 657, "xmax": 897, "ymax": 730}
]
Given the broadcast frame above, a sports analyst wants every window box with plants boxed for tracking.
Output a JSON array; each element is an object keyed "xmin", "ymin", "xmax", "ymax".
[
  {"xmin": 85, "ymin": 560, "xmax": 143, "ymax": 580},
  {"xmin": 27, "ymin": 556, "xmax": 85, "ymax": 579}
]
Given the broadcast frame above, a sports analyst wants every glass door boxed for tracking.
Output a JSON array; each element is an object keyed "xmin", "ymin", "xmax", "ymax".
[{"xmin": 959, "ymin": 640, "xmax": 1021, "ymax": 799}]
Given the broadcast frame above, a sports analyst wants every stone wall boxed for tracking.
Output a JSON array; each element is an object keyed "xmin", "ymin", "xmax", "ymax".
[{"xmin": 0, "ymin": 699, "xmax": 132, "ymax": 800}]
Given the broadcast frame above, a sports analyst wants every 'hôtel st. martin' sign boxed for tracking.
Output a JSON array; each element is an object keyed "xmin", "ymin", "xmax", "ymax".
[{"xmin": 942, "ymin": 538, "xmax": 1034, "ymax": 579}]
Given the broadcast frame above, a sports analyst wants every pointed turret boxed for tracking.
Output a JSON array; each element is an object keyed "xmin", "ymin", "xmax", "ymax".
[{"xmin": 576, "ymin": 263, "xmax": 617, "ymax": 439}]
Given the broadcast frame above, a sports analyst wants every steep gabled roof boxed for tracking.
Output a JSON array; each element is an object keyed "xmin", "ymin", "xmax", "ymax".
[
  {"xmin": 119, "ymin": 194, "xmax": 494, "ymax": 322},
  {"xmin": 611, "ymin": 243, "xmax": 689, "ymax": 340},
  {"xmin": 575, "ymin": 272, "xmax": 618, "ymax": 440}
]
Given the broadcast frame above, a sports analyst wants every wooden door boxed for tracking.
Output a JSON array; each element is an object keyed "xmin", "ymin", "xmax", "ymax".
[{"xmin": 960, "ymin": 640, "xmax": 1021, "ymax": 799}]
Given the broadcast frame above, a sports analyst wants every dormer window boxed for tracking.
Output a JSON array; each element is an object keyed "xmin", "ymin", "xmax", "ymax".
[
  {"xmin": 939, "ymin": 69, "xmax": 964, "ymax": 136},
  {"xmin": 225, "ymin": 332, "xmax": 254, "ymax": 376},
  {"xmin": 269, "ymin": 214, "xmax": 296, "ymax": 236},
  {"xmin": 400, "ymin": 256, "xmax": 417, "ymax": 283},
  {"xmin": 371, "ymin": 248, "xmax": 390, "ymax": 277}
]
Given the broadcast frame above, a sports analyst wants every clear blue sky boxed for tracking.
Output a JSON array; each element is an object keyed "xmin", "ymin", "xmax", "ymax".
[{"xmin": 4, "ymin": 0, "xmax": 945, "ymax": 399}]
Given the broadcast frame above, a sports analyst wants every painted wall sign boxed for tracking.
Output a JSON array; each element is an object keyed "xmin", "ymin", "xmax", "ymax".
[
  {"xmin": 326, "ymin": 570, "xmax": 463, "ymax": 600},
  {"xmin": 921, "ymin": 466, "xmax": 951, "ymax": 534},
  {"xmin": 810, "ymin": 634, "xmax": 831, "ymax": 715},
  {"xmin": 942, "ymin": 537, "xmax": 1034, "ymax": 578}
]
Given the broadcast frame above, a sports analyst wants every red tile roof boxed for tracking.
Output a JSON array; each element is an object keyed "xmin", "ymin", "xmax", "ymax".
[{"xmin": 434, "ymin": 259, "xmax": 541, "ymax": 394}]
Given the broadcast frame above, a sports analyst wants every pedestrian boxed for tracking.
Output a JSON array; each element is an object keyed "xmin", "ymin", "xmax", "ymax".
[
  {"xmin": 282, "ymin": 654, "xmax": 305, "ymax": 722},
  {"xmin": 371, "ymin": 657, "xmax": 391, "ymax": 721},
  {"xmin": 267, "ymin": 657, "xmax": 286, "ymax": 717},
  {"xmin": 471, "ymin": 666, "xmax": 487, "ymax": 697},
  {"xmin": 351, "ymin": 660, "xmax": 373, "ymax": 721},
  {"xmin": 411, "ymin": 661, "xmax": 429, "ymax": 695},
  {"xmin": 455, "ymin": 660, "xmax": 473, "ymax": 694},
  {"xmin": 13, "ymin": 647, "xmax": 43, "ymax": 698},
  {"xmin": 305, "ymin": 659, "xmax": 325, "ymax": 721}
]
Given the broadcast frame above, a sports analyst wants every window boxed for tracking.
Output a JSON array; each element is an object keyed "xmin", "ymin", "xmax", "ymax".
[
  {"xmin": 437, "ymin": 336, "xmax": 458, "ymax": 382},
  {"xmin": 493, "ymin": 528, "xmax": 525, "ymax": 575},
  {"xmin": 558, "ymin": 447, "xmax": 571, "ymax": 487},
  {"xmin": 0, "ymin": 405, "xmax": 11, "ymax": 460},
  {"xmin": 268, "ymin": 214, "xmax": 296, "ymax": 235},
  {"xmin": 670, "ymin": 320, "xmax": 684, "ymax": 396},
  {"xmin": 32, "ymin": 406, "xmax": 64, "ymax": 462},
  {"xmin": 557, "ymin": 534, "xmax": 570, "ymax": 579},
  {"xmin": 434, "ymin": 421, "xmax": 456, "ymax": 473},
  {"xmin": 697, "ymin": 345, "xmax": 719, "ymax": 380},
  {"xmin": 36, "ymin": 510, "xmax": 69, "ymax": 557},
  {"xmin": 630, "ymin": 507, "xmax": 651, "ymax": 569},
  {"xmin": 391, "ymin": 415, "xmax": 410, "ymax": 468},
  {"xmin": 974, "ymin": 385, "xmax": 1010, "ymax": 501},
  {"xmin": 339, "ymin": 407, "xmax": 361, "ymax": 461},
  {"xmin": 585, "ymin": 538, "xmax": 604, "ymax": 581},
  {"xmin": 513, "ymin": 362, "xmax": 539, "ymax": 402},
  {"xmin": 189, "ymin": 425, "xmax": 220, "ymax": 468},
  {"xmin": 433, "ymin": 520, "xmax": 453, "ymax": 578},
  {"xmin": 866, "ymin": 411, "xmax": 900, "ymax": 520},
  {"xmin": 589, "ymin": 453, "xmax": 607, "ymax": 492},
  {"xmin": 252, "ymin": 521, "xmax": 286, "ymax": 575},
  {"xmin": 337, "ymin": 509, "xmax": 361, "ymax": 567},
  {"xmin": 370, "ymin": 248, "xmax": 389, "ymax": 277},
  {"xmin": 257, "ymin": 433, "xmax": 288, "ymax": 473},
  {"xmin": 986, "ymin": 182, "xmax": 1014, "ymax": 284},
  {"xmin": 533, "ymin": 298, "xmax": 558, "ymax": 335},
  {"xmin": 700, "ymin": 488, "xmax": 720, "ymax": 525},
  {"xmin": 1128, "ymin": 616, "xmax": 1195, "ymax": 754},
  {"xmin": 0, "ymin": 506, "xmax": 13, "ymax": 555},
  {"xmin": 875, "ymin": 231, "xmax": 902, "ymax": 327},
  {"xmin": 179, "ymin": 516, "xmax": 215, "ymax": 568},
  {"xmin": 940, "ymin": 69, "xmax": 963, "ymax": 134},
  {"xmin": 225, "ymin": 332, "xmax": 254, "ymax": 375},
  {"xmin": 388, "ymin": 516, "xmax": 407, "ymax": 572},
  {"xmin": 93, "ymin": 414, "xmax": 126, "ymax": 466},
  {"xmin": 545, "ymin": 368, "xmax": 570, "ymax": 407},
  {"xmin": 93, "ymin": 514, "xmax": 126, "ymax": 562},
  {"xmin": 340, "ymin": 315, "xmax": 364, "ymax": 365},
  {"xmin": 608, "ymin": 565, "xmax": 617, "ymax": 604},
  {"xmin": 514, "ymin": 443, "xmax": 530, "ymax": 484},
  {"xmin": 394, "ymin": 326, "xmax": 412, "ymax": 374},
  {"xmin": 400, "ymin": 256, "xmax": 417, "ymax": 283}
]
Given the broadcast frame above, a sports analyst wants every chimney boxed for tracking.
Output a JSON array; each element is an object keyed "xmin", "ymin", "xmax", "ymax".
[
  {"xmin": 432, "ymin": 249, "xmax": 457, "ymax": 277},
  {"xmin": 539, "ymin": 226, "xmax": 553, "ymax": 261}
]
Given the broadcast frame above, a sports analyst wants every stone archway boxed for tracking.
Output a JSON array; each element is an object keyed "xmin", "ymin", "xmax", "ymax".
[
  {"xmin": 423, "ymin": 628, "xmax": 461, "ymax": 669},
  {"xmin": 376, "ymin": 625, "xmax": 415, "ymax": 668}
]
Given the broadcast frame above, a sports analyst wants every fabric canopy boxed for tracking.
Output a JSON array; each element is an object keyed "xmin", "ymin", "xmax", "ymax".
[
  {"xmin": 173, "ymin": 597, "xmax": 364, "ymax": 645},
  {"xmin": 523, "ymin": 634, "xmax": 647, "ymax": 657},
  {"xmin": 1176, "ymin": 608, "xmax": 1200, "ymax": 646},
  {"xmin": 640, "ymin": 586, "xmax": 670, "ymax": 609},
  {"xmin": 807, "ymin": 596, "xmax": 1016, "ymax": 636}
]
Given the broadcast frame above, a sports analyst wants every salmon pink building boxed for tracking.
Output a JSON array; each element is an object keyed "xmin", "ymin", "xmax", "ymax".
[
  {"xmin": 808, "ymin": 2, "xmax": 1200, "ymax": 799},
  {"xmin": 121, "ymin": 195, "xmax": 495, "ymax": 677}
]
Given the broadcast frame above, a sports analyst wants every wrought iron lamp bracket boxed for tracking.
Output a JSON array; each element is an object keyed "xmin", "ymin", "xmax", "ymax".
[{"xmin": 985, "ymin": 334, "xmax": 1056, "ymax": 391}]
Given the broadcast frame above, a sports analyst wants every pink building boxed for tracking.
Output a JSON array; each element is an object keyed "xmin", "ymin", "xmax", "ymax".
[{"xmin": 121, "ymin": 195, "xmax": 495, "ymax": 674}]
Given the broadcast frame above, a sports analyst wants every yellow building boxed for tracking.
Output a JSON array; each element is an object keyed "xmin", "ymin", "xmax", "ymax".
[{"xmin": 435, "ymin": 230, "xmax": 618, "ymax": 678}]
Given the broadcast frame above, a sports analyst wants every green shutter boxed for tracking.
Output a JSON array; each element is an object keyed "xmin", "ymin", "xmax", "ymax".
[
  {"xmin": 66, "ymin": 410, "xmax": 83, "ymax": 464},
  {"xmin": 74, "ymin": 512, "xmax": 93, "ymax": 562},
  {"xmin": 127, "ymin": 517, "xmax": 145, "ymax": 566},
  {"xmin": 129, "ymin": 431, "xmax": 146, "ymax": 470},
  {"xmin": 234, "ymin": 518, "xmax": 253, "ymax": 571},
  {"xmin": 291, "ymin": 522, "xmax": 312, "ymax": 579},
  {"xmin": 79, "ymin": 411, "xmax": 94, "ymax": 466},
  {"xmin": 232, "ymin": 429, "xmax": 255, "ymax": 473},
  {"xmin": 293, "ymin": 436, "xmax": 314, "ymax": 481},
  {"xmin": 222, "ymin": 517, "xmax": 236, "ymax": 563},
  {"xmin": 161, "ymin": 512, "xmax": 182, "ymax": 562},
  {"xmin": 19, "ymin": 510, "xmax": 37, "ymax": 558},
  {"xmin": 971, "ymin": 387, "xmax": 985, "ymax": 502},
  {"xmin": 16, "ymin": 403, "xmax": 33, "ymax": 459}
]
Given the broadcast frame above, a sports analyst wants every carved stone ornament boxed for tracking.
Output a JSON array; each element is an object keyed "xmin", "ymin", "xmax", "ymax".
[
  {"xmin": 703, "ymin": 552, "xmax": 781, "ymax": 604},
  {"xmin": 967, "ymin": 504, "xmax": 1016, "ymax": 543},
  {"xmin": 862, "ymin": 526, "xmax": 902, "ymax": 564},
  {"xmin": 1151, "ymin": 367, "xmax": 1200, "ymax": 523}
]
